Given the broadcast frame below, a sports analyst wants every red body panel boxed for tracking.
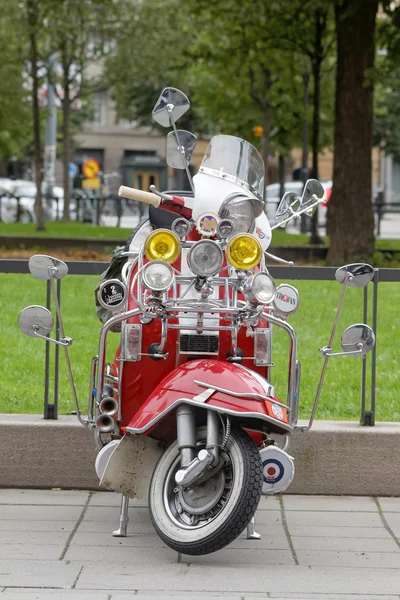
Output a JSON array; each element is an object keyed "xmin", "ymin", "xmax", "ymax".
[
  {"xmin": 115, "ymin": 228, "xmax": 286, "ymax": 441},
  {"xmin": 125, "ymin": 359, "xmax": 290, "ymax": 441}
]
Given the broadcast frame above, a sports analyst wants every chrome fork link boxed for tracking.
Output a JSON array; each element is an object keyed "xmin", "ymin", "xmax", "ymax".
[
  {"xmin": 206, "ymin": 410, "xmax": 220, "ymax": 465},
  {"xmin": 113, "ymin": 494, "xmax": 129, "ymax": 537}
]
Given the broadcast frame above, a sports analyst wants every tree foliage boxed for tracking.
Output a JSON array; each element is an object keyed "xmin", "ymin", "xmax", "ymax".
[{"xmin": 0, "ymin": 2, "xmax": 32, "ymax": 159}]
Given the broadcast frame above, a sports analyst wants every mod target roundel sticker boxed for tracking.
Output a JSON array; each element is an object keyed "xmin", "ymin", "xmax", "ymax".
[
  {"xmin": 263, "ymin": 458, "xmax": 284, "ymax": 484},
  {"xmin": 259, "ymin": 446, "xmax": 295, "ymax": 494}
]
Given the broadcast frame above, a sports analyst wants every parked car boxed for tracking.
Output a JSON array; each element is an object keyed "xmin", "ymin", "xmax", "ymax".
[{"xmin": 0, "ymin": 178, "xmax": 67, "ymax": 222}]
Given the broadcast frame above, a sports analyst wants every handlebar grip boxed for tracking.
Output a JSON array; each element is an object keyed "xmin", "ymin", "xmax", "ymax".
[{"xmin": 118, "ymin": 186, "xmax": 161, "ymax": 207}]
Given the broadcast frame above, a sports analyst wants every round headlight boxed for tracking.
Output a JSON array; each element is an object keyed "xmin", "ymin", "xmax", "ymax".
[
  {"xmin": 219, "ymin": 193, "xmax": 255, "ymax": 233},
  {"xmin": 172, "ymin": 217, "xmax": 191, "ymax": 238},
  {"xmin": 217, "ymin": 218, "xmax": 235, "ymax": 239},
  {"xmin": 226, "ymin": 234, "xmax": 262, "ymax": 270},
  {"xmin": 187, "ymin": 240, "xmax": 224, "ymax": 277},
  {"xmin": 142, "ymin": 260, "xmax": 175, "ymax": 292},
  {"xmin": 144, "ymin": 229, "xmax": 181, "ymax": 264},
  {"xmin": 245, "ymin": 272, "xmax": 276, "ymax": 304}
]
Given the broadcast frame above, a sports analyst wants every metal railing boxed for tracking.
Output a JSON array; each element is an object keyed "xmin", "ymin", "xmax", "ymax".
[{"xmin": 1, "ymin": 259, "xmax": 397, "ymax": 426}]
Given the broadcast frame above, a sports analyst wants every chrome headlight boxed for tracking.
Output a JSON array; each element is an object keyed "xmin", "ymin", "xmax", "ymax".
[
  {"xmin": 187, "ymin": 239, "xmax": 224, "ymax": 277},
  {"xmin": 219, "ymin": 193, "xmax": 255, "ymax": 233},
  {"xmin": 142, "ymin": 260, "xmax": 175, "ymax": 292},
  {"xmin": 245, "ymin": 272, "xmax": 276, "ymax": 304}
]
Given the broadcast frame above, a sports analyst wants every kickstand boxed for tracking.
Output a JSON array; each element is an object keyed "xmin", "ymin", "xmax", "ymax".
[
  {"xmin": 247, "ymin": 516, "xmax": 261, "ymax": 540},
  {"xmin": 113, "ymin": 494, "xmax": 129, "ymax": 537}
]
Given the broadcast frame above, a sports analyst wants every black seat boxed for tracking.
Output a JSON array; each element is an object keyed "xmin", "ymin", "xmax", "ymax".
[{"xmin": 149, "ymin": 205, "xmax": 178, "ymax": 230}]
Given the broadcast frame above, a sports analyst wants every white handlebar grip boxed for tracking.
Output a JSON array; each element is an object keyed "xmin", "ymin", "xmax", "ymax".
[{"xmin": 118, "ymin": 186, "xmax": 161, "ymax": 207}]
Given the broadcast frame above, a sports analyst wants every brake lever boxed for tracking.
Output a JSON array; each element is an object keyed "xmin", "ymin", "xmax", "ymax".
[{"xmin": 264, "ymin": 251, "xmax": 294, "ymax": 266}]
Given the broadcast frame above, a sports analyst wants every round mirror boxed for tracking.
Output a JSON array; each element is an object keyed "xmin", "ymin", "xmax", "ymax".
[
  {"xmin": 18, "ymin": 305, "xmax": 54, "ymax": 338},
  {"xmin": 340, "ymin": 324, "xmax": 375, "ymax": 356},
  {"xmin": 274, "ymin": 192, "xmax": 300, "ymax": 226},
  {"xmin": 28, "ymin": 255, "xmax": 68, "ymax": 280},
  {"xmin": 335, "ymin": 263, "xmax": 374, "ymax": 288},
  {"xmin": 300, "ymin": 179, "xmax": 325, "ymax": 213},
  {"xmin": 166, "ymin": 130, "xmax": 197, "ymax": 169},
  {"xmin": 152, "ymin": 87, "xmax": 190, "ymax": 127}
]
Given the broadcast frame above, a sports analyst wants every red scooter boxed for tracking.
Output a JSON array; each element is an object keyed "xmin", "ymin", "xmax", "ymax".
[{"xmin": 19, "ymin": 88, "xmax": 375, "ymax": 555}]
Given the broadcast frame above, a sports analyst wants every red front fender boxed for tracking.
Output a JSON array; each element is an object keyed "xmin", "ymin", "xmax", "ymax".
[{"xmin": 126, "ymin": 359, "xmax": 291, "ymax": 442}]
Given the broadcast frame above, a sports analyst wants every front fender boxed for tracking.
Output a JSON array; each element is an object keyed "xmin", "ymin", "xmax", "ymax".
[{"xmin": 126, "ymin": 359, "xmax": 291, "ymax": 441}]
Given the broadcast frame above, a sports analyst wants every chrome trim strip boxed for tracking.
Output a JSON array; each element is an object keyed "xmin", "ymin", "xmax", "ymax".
[
  {"xmin": 193, "ymin": 380, "xmax": 288, "ymax": 411},
  {"xmin": 126, "ymin": 397, "xmax": 293, "ymax": 435},
  {"xmin": 97, "ymin": 308, "xmax": 141, "ymax": 408}
]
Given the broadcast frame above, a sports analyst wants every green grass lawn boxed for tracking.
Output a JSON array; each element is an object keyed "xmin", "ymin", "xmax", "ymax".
[
  {"xmin": 0, "ymin": 221, "xmax": 133, "ymax": 240},
  {"xmin": 2, "ymin": 221, "xmax": 400, "ymax": 251},
  {"xmin": 1, "ymin": 272, "xmax": 399, "ymax": 422},
  {"xmin": 2, "ymin": 221, "xmax": 400, "ymax": 260}
]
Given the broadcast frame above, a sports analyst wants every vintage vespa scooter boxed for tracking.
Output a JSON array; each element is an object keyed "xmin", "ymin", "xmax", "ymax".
[{"xmin": 18, "ymin": 88, "xmax": 376, "ymax": 556}]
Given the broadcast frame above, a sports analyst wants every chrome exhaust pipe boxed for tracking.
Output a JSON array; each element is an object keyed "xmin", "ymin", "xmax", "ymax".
[
  {"xmin": 95, "ymin": 414, "xmax": 115, "ymax": 433},
  {"xmin": 98, "ymin": 395, "xmax": 118, "ymax": 417}
]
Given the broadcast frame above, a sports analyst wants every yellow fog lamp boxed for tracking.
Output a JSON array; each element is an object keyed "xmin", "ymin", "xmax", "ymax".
[
  {"xmin": 226, "ymin": 234, "xmax": 262, "ymax": 270},
  {"xmin": 144, "ymin": 229, "xmax": 181, "ymax": 264}
]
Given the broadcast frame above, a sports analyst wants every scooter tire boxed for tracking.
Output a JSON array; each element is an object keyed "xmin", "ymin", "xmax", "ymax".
[{"xmin": 148, "ymin": 426, "xmax": 262, "ymax": 555}]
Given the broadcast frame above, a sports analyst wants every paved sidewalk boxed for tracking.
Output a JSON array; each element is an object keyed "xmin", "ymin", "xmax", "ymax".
[{"xmin": 0, "ymin": 490, "xmax": 399, "ymax": 599}]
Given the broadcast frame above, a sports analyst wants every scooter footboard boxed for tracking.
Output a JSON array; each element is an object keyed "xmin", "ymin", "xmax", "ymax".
[{"xmin": 100, "ymin": 435, "xmax": 163, "ymax": 499}]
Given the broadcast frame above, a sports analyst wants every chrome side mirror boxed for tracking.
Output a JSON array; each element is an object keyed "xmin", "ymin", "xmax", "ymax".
[
  {"xmin": 166, "ymin": 130, "xmax": 197, "ymax": 169},
  {"xmin": 274, "ymin": 192, "xmax": 300, "ymax": 226},
  {"xmin": 341, "ymin": 324, "xmax": 375, "ymax": 357},
  {"xmin": 335, "ymin": 263, "xmax": 374, "ymax": 288},
  {"xmin": 18, "ymin": 305, "xmax": 54, "ymax": 338},
  {"xmin": 152, "ymin": 87, "xmax": 190, "ymax": 127},
  {"xmin": 300, "ymin": 179, "xmax": 325, "ymax": 214},
  {"xmin": 28, "ymin": 255, "xmax": 68, "ymax": 280}
]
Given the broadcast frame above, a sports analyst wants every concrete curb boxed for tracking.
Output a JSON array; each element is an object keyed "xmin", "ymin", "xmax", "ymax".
[{"xmin": 0, "ymin": 415, "xmax": 399, "ymax": 495}]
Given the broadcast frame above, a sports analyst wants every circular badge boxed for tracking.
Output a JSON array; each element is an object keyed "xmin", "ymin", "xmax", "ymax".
[
  {"xmin": 263, "ymin": 458, "xmax": 285, "ymax": 484},
  {"xmin": 98, "ymin": 279, "xmax": 127, "ymax": 311},
  {"xmin": 259, "ymin": 446, "xmax": 295, "ymax": 494},
  {"xmin": 271, "ymin": 403, "xmax": 284, "ymax": 421},
  {"xmin": 196, "ymin": 213, "xmax": 219, "ymax": 237},
  {"xmin": 273, "ymin": 284, "xmax": 300, "ymax": 316}
]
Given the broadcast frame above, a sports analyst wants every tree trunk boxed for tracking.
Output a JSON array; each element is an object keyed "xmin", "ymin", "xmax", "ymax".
[
  {"xmin": 326, "ymin": 0, "xmax": 378, "ymax": 264},
  {"xmin": 309, "ymin": 9, "xmax": 324, "ymax": 245},
  {"xmin": 62, "ymin": 91, "xmax": 71, "ymax": 221},
  {"xmin": 27, "ymin": 0, "xmax": 45, "ymax": 231}
]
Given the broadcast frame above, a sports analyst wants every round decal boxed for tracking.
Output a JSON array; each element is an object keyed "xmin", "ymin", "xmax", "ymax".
[
  {"xmin": 98, "ymin": 279, "xmax": 127, "ymax": 311},
  {"xmin": 196, "ymin": 213, "xmax": 219, "ymax": 237},
  {"xmin": 259, "ymin": 446, "xmax": 295, "ymax": 495},
  {"xmin": 273, "ymin": 284, "xmax": 300, "ymax": 316},
  {"xmin": 271, "ymin": 403, "xmax": 284, "ymax": 421},
  {"xmin": 263, "ymin": 458, "xmax": 284, "ymax": 484}
]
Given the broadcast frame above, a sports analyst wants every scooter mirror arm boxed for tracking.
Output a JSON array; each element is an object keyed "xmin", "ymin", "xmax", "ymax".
[
  {"xmin": 33, "ymin": 329, "xmax": 73, "ymax": 347},
  {"xmin": 47, "ymin": 277, "xmax": 93, "ymax": 429},
  {"xmin": 300, "ymin": 274, "xmax": 352, "ymax": 433},
  {"xmin": 167, "ymin": 105, "xmax": 195, "ymax": 195},
  {"xmin": 270, "ymin": 197, "xmax": 322, "ymax": 230},
  {"xmin": 264, "ymin": 251, "xmax": 294, "ymax": 266}
]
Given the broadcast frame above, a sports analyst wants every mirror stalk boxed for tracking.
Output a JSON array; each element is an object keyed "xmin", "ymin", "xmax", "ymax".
[
  {"xmin": 271, "ymin": 197, "xmax": 321, "ymax": 230},
  {"xmin": 264, "ymin": 251, "xmax": 294, "ymax": 266},
  {"xmin": 167, "ymin": 105, "xmax": 195, "ymax": 195},
  {"xmin": 299, "ymin": 273, "xmax": 351, "ymax": 433},
  {"xmin": 48, "ymin": 277, "xmax": 93, "ymax": 429}
]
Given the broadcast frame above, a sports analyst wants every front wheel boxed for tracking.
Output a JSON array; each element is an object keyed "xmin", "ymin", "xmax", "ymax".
[{"xmin": 148, "ymin": 426, "xmax": 263, "ymax": 555}]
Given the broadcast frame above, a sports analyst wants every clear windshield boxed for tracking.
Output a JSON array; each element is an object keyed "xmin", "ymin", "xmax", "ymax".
[{"xmin": 201, "ymin": 135, "xmax": 265, "ymax": 201}]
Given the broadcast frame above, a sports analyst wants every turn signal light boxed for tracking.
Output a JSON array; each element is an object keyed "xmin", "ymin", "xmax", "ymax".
[
  {"xmin": 144, "ymin": 229, "xmax": 181, "ymax": 264},
  {"xmin": 226, "ymin": 234, "xmax": 262, "ymax": 270}
]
